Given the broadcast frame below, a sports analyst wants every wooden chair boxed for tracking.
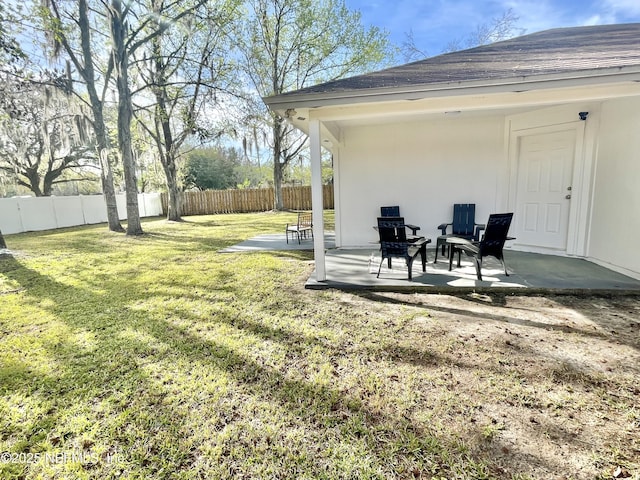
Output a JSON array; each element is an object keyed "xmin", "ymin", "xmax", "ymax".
[
  {"xmin": 434, "ymin": 203, "xmax": 485, "ymax": 263},
  {"xmin": 376, "ymin": 217, "xmax": 428, "ymax": 280},
  {"xmin": 448, "ymin": 212, "xmax": 514, "ymax": 280},
  {"xmin": 285, "ymin": 211, "xmax": 313, "ymax": 244}
]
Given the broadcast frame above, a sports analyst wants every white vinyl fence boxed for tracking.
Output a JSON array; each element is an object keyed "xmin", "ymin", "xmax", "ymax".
[{"xmin": 0, "ymin": 193, "xmax": 163, "ymax": 235}]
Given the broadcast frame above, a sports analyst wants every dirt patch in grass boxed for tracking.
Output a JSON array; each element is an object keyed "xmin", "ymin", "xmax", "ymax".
[{"xmin": 340, "ymin": 291, "xmax": 640, "ymax": 479}]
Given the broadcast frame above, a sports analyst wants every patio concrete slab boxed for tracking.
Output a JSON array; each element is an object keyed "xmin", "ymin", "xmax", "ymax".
[
  {"xmin": 306, "ymin": 248, "xmax": 640, "ymax": 293},
  {"xmin": 220, "ymin": 233, "xmax": 640, "ymax": 293},
  {"xmin": 219, "ymin": 232, "xmax": 335, "ymax": 252}
]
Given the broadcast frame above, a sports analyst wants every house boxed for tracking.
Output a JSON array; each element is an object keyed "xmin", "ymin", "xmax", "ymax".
[{"xmin": 263, "ymin": 23, "xmax": 640, "ymax": 282}]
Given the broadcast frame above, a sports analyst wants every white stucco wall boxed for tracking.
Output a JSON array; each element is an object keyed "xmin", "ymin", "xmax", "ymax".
[
  {"xmin": 334, "ymin": 115, "xmax": 505, "ymax": 247},
  {"xmin": 588, "ymin": 96, "xmax": 640, "ymax": 278}
]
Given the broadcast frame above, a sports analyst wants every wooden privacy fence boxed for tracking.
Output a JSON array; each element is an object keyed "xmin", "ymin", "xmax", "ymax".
[{"xmin": 161, "ymin": 185, "xmax": 334, "ymax": 216}]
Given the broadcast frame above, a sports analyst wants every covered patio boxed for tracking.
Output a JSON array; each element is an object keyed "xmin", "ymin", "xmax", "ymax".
[
  {"xmin": 222, "ymin": 233, "xmax": 640, "ymax": 293},
  {"xmin": 264, "ymin": 24, "xmax": 640, "ymax": 288},
  {"xmin": 305, "ymin": 246, "xmax": 640, "ymax": 293}
]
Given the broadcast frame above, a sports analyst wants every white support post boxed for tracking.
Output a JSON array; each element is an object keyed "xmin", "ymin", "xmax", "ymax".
[{"xmin": 309, "ymin": 119, "xmax": 326, "ymax": 282}]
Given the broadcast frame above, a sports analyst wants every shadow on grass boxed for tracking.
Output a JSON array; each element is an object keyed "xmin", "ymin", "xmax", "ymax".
[
  {"xmin": 353, "ymin": 291, "xmax": 640, "ymax": 350},
  {"xmin": 0, "ymin": 256, "xmax": 204, "ymax": 477},
  {"xmin": 345, "ymin": 290, "xmax": 640, "ymax": 473},
  {"xmin": 4, "ymin": 244, "xmax": 619, "ymax": 478},
  {"xmin": 0, "ymin": 253, "xmax": 495, "ymax": 478}
]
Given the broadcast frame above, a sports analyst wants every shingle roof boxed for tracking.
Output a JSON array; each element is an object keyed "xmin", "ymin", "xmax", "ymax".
[{"xmin": 270, "ymin": 23, "xmax": 640, "ymax": 100}]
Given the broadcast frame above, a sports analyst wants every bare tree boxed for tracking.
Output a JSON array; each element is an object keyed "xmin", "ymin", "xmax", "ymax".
[
  {"xmin": 40, "ymin": 0, "xmax": 125, "ymax": 231},
  {"xmin": 106, "ymin": 0, "xmax": 210, "ymax": 234},
  {"xmin": 1, "ymin": 8, "xmax": 28, "ymax": 262},
  {"xmin": 133, "ymin": 0, "xmax": 238, "ymax": 221},
  {"xmin": 236, "ymin": 0, "xmax": 392, "ymax": 210},
  {"xmin": 402, "ymin": 8, "xmax": 525, "ymax": 62},
  {"xmin": 106, "ymin": 0, "xmax": 144, "ymax": 234},
  {"xmin": 443, "ymin": 9, "xmax": 525, "ymax": 53},
  {"xmin": 44, "ymin": 0, "xmax": 227, "ymax": 232},
  {"xmin": 401, "ymin": 29, "xmax": 428, "ymax": 63}
]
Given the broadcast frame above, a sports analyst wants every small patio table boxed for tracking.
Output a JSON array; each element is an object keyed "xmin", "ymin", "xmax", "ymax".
[{"xmin": 446, "ymin": 237, "xmax": 471, "ymax": 271}]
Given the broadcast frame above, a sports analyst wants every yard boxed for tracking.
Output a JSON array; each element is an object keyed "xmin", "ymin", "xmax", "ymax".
[{"xmin": 0, "ymin": 212, "xmax": 638, "ymax": 480}]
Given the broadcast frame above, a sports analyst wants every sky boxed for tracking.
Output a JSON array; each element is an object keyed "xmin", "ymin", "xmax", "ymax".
[{"xmin": 343, "ymin": 0, "xmax": 640, "ymax": 58}]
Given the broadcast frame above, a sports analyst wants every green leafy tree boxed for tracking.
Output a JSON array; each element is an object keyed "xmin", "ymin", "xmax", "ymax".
[
  {"xmin": 183, "ymin": 147, "xmax": 240, "ymax": 191},
  {"xmin": 235, "ymin": 160, "xmax": 271, "ymax": 189},
  {"xmin": 235, "ymin": 0, "xmax": 392, "ymax": 210}
]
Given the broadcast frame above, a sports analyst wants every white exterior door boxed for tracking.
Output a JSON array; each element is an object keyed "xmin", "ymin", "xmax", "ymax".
[{"xmin": 515, "ymin": 129, "xmax": 576, "ymax": 250}]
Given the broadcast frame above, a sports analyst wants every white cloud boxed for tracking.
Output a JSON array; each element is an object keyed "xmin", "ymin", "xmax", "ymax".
[
  {"xmin": 582, "ymin": 14, "xmax": 606, "ymax": 25},
  {"xmin": 499, "ymin": 0, "xmax": 639, "ymax": 33},
  {"xmin": 605, "ymin": 0, "xmax": 640, "ymax": 16}
]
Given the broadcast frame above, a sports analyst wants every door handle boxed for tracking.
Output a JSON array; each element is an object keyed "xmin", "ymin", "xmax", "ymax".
[{"xmin": 565, "ymin": 194, "xmax": 572, "ymax": 199}]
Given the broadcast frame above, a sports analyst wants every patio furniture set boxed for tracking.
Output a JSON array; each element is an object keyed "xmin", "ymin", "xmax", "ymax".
[
  {"xmin": 285, "ymin": 204, "xmax": 514, "ymax": 282},
  {"xmin": 375, "ymin": 204, "xmax": 514, "ymax": 282}
]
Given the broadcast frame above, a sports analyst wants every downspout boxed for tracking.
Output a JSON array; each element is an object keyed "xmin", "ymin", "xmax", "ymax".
[{"xmin": 309, "ymin": 119, "xmax": 326, "ymax": 281}]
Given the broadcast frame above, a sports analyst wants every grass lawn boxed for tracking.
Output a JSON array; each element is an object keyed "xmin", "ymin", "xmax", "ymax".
[{"xmin": 0, "ymin": 212, "xmax": 638, "ymax": 479}]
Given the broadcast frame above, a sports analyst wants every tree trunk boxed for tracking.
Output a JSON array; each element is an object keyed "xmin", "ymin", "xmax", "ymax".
[
  {"xmin": 43, "ymin": 170, "xmax": 55, "ymax": 196},
  {"xmin": 99, "ymin": 148, "xmax": 124, "ymax": 232},
  {"xmin": 119, "ymin": 89, "xmax": 143, "ymax": 235},
  {"xmin": 273, "ymin": 158, "xmax": 284, "ymax": 211},
  {"xmin": 79, "ymin": 0, "xmax": 124, "ymax": 233},
  {"xmin": 272, "ymin": 116, "xmax": 284, "ymax": 211},
  {"xmin": 161, "ymin": 152, "xmax": 181, "ymax": 221},
  {"xmin": 110, "ymin": 0, "xmax": 143, "ymax": 235},
  {"xmin": 165, "ymin": 163, "xmax": 182, "ymax": 221},
  {"xmin": 25, "ymin": 168, "xmax": 43, "ymax": 197},
  {"xmin": 0, "ymin": 229, "xmax": 7, "ymax": 249},
  {"xmin": 151, "ymin": 34, "xmax": 182, "ymax": 222}
]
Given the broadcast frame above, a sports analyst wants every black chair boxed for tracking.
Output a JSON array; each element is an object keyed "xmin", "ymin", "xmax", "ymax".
[
  {"xmin": 448, "ymin": 213, "xmax": 514, "ymax": 281},
  {"xmin": 380, "ymin": 206, "xmax": 420, "ymax": 236},
  {"xmin": 376, "ymin": 217, "xmax": 428, "ymax": 281},
  {"xmin": 434, "ymin": 203, "xmax": 485, "ymax": 263}
]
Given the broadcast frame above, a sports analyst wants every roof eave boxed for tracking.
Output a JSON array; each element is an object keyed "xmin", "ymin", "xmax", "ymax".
[{"xmin": 263, "ymin": 66, "xmax": 640, "ymax": 111}]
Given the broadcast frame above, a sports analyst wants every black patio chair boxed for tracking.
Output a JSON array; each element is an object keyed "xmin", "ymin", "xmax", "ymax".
[
  {"xmin": 448, "ymin": 212, "xmax": 514, "ymax": 281},
  {"xmin": 380, "ymin": 206, "xmax": 420, "ymax": 236},
  {"xmin": 376, "ymin": 217, "xmax": 428, "ymax": 280},
  {"xmin": 434, "ymin": 203, "xmax": 485, "ymax": 263}
]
